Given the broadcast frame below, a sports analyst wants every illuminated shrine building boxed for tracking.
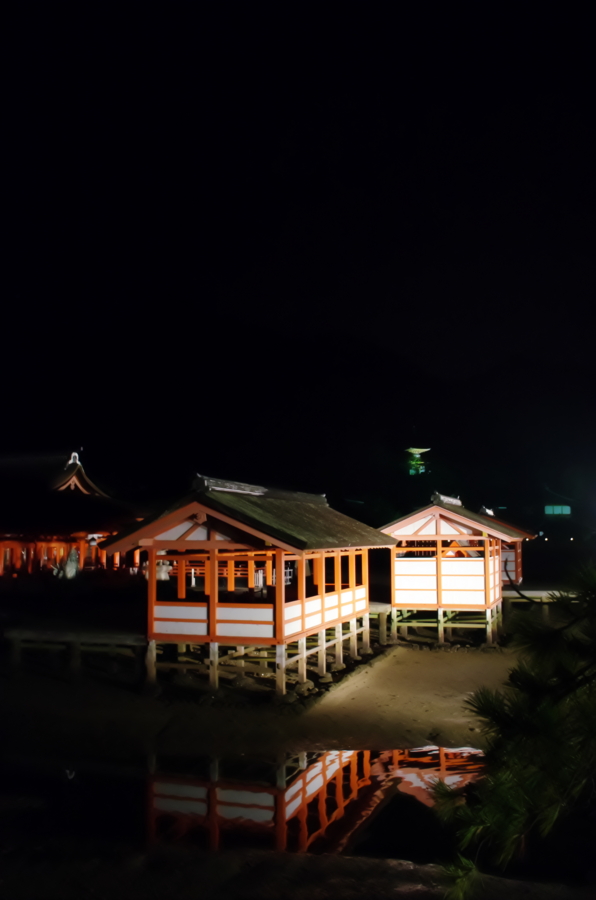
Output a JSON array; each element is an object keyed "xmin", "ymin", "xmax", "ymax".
[
  {"xmin": 0, "ymin": 452, "xmax": 139, "ymax": 574},
  {"xmin": 101, "ymin": 475, "xmax": 395, "ymax": 695},
  {"xmin": 380, "ymin": 493, "xmax": 534, "ymax": 644},
  {"xmin": 406, "ymin": 447, "xmax": 430, "ymax": 476}
]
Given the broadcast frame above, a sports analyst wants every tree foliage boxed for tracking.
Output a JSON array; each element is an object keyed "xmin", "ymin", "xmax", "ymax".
[{"xmin": 435, "ymin": 567, "xmax": 596, "ymax": 897}]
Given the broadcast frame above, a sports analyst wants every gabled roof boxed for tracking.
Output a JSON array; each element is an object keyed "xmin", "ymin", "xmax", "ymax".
[
  {"xmin": 101, "ymin": 475, "xmax": 397, "ymax": 553},
  {"xmin": 381, "ymin": 495, "xmax": 534, "ymax": 542},
  {"xmin": 0, "ymin": 452, "xmax": 140, "ymax": 537}
]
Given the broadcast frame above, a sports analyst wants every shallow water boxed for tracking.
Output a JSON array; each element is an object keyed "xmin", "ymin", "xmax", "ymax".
[{"xmin": 0, "ymin": 747, "xmax": 483, "ymax": 860}]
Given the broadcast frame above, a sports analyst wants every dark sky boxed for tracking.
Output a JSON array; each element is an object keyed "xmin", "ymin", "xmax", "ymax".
[{"xmin": 3, "ymin": 7, "xmax": 595, "ymax": 511}]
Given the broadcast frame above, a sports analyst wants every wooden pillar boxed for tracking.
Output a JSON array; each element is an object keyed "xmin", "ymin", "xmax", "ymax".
[
  {"xmin": 297, "ymin": 555, "xmax": 306, "ymax": 635},
  {"xmin": 177, "ymin": 558, "xmax": 186, "ymax": 600},
  {"xmin": 266, "ymin": 553, "xmax": 273, "ymax": 586},
  {"xmin": 227, "ymin": 557, "xmax": 235, "ymax": 593},
  {"xmin": 274, "ymin": 549, "xmax": 285, "ymax": 641},
  {"xmin": 389, "ymin": 546, "xmax": 396, "ymax": 607},
  {"xmin": 147, "ymin": 548, "xmax": 157, "ymax": 641},
  {"xmin": 349, "ymin": 619, "xmax": 359, "ymax": 658},
  {"xmin": 334, "ymin": 551, "xmax": 341, "ymax": 596},
  {"xmin": 315, "ymin": 554, "xmax": 324, "ymax": 598},
  {"xmin": 209, "ymin": 550, "xmax": 218, "ymax": 641},
  {"xmin": 0, "ymin": 543, "xmax": 4, "ymax": 576},
  {"xmin": 334, "ymin": 623, "xmax": 344, "ymax": 667},
  {"xmin": 483, "ymin": 536, "xmax": 491, "ymax": 609},
  {"xmin": 348, "ymin": 549, "xmax": 356, "ymax": 591},
  {"xmin": 436, "ymin": 538, "xmax": 442, "ymax": 610},
  {"xmin": 437, "ymin": 608, "xmax": 445, "ymax": 644},
  {"xmin": 275, "ymin": 792, "xmax": 287, "ymax": 851},
  {"xmin": 361, "ymin": 613, "xmax": 371, "ymax": 653},
  {"xmin": 99, "ymin": 548, "xmax": 107, "ymax": 568},
  {"xmin": 298, "ymin": 637, "xmax": 307, "ymax": 682},
  {"xmin": 275, "ymin": 643, "xmax": 286, "ymax": 695},
  {"xmin": 248, "ymin": 555, "xmax": 255, "ymax": 593},
  {"xmin": 78, "ymin": 540, "xmax": 86, "ymax": 570},
  {"xmin": 209, "ymin": 642, "xmax": 219, "ymax": 689},
  {"xmin": 113, "ymin": 550, "xmax": 120, "ymax": 570},
  {"xmin": 391, "ymin": 608, "xmax": 399, "ymax": 642},
  {"xmin": 317, "ymin": 629, "xmax": 326, "ymax": 675},
  {"xmin": 236, "ymin": 646, "xmax": 245, "ymax": 668},
  {"xmin": 485, "ymin": 609, "xmax": 493, "ymax": 644},
  {"xmin": 133, "ymin": 549, "xmax": 140, "ymax": 567},
  {"xmin": 378, "ymin": 610, "xmax": 388, "ymax": 645},
  {"xmin": 362, "ymin": 550, "xmax": 369, "ymax": 600},
  {"xmin": 146, "ymin": 640, "xmax": 157, "ymax": 684},
  {"xmin": 515, "ymin": 540, "xmax": 523, "ymax": 583}
]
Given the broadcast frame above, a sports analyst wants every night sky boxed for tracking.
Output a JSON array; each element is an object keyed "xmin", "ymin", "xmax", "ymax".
[{"xmin": 4, "ymin": 8, "xmax": 595, "ymax": 520}]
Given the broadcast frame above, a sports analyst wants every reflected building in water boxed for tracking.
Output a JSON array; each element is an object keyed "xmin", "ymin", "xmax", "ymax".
[{"xmin": 150, "ymin": 747, "xmax": 484, "ymax": 853}]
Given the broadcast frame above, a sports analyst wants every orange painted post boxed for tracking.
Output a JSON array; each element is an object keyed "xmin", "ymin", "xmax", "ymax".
[
  {"xmin": 266, "ymin": 553, "xmax": 273, "ymax": 586},
  {"xmin": 334, "ymin": 551, "xmax": 341, "ymax": 595},
  {"xmin": 348, "ymin": 549, "xmax": 356, "ymax": 591},
  {"xmin": 133, "ymin": 549, "xmax": 140, "ymax": 567},
  {"xmin": 113, "ymin": 550, "xmax": 120, "ymax": 570},
  {"xmin": 297, "ymin": 555, "xmax": 306, "ymax": 635},
  {"xmin": 0, "ymin": 543, "xmax": 4, "ymax": 576},
  {"xmin": 227, "ymin": 557, "xmax": 235, "ymax": 593},
  {"xmin": 483, "ymin": 537, "xmax": 491, "ymax": 609},
  {"xmin": 78, "ymin": 540, "xmax": 86, "ymax": 570},
  {"xmin": 209, "ymin": 550, "xmax": 219, "ymax": 642},
  {"xmin": 99, "ymin": 548, "xmax": 107, "ymax": 567},
  {"xmin": 436, "ymin": 538, "xmax": 444, "ymax": 643},
  {"xmin": 147, "ymin": 548, "xmax": 157, "ymax": 638},
  {"xmin": 362, "ymin": 550, "xmax": 369, "ymax": 600},
  {"xmin": 389, "ymin": 547, "xmax": 396, "ymax": 607},
  {"xmin": 315, "ymin": 554, "xmax": 324, "ymax": 598},
  {"xmin": 275, "ymin": 549, "xmax": 285, "ymax": 641},
  {"xmin": 177, "ymin": 558, "xmax": 186, "ymax": 600},
  {"xmin": 515, "ymin": 540, "xmax": 522, "ymax": 583},
  {"xmin": 248, "ymin": 555, "xmax": 255, "ymax": 592}
]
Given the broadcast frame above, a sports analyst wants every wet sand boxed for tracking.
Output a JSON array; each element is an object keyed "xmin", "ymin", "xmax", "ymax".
[{"xmin": 0, "ymin": 645, "xmax": 515, "ymax": 761}]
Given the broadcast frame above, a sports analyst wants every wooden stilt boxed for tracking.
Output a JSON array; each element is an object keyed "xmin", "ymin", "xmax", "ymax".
[
  {"xmin": 349, "ymin": 619, "xmax": 359, "ymax": 659},
  {"xmin": 334, "ymin": 624, "xmax": 344, "ymax": 667},
  {"xmin": 236, "ymin": 645, "xmax": 245, "ymax": 668},
  {"xmin": 437, "ymin": 609, "xmax": 445, "ymax": 645},
  {"xmin": 317, "ymin": 629, "xmax": 327, "ymax": 675},
  {"xmin": 485, "ymin": 610, "xmax": 493, "ymax": 644},
  {"xmin": 361, "ymin": 613, "xmax": 371, "ymax": 653},
  {"xmin": 378, "ymin": 610, "xmax": 388, "ymax": 645},
  {"xmin": 209, "ymin": 642, "xmax": 219, "ymax": 689},
  {"xmin": 146, "ymin": 640, "xmax": 157, "ymax": 684},
  {"xmin": 391, "ymin": 608, "xmax": 399, "ymax": 642},
  {"xmin": 275, "ymin": 643, "xmax": 286, "ymax": 695},
  {"xmin": 298, "ymin": 637, "xmax": 307, "ymax": 682},
  {"xmin": 298, "ymin": 751, "xmax": 307, "ymax": 769}
]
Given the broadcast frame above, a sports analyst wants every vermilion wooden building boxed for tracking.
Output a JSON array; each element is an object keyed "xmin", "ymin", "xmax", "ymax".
[
  {"xmin": 0, "ymin": 452, "xmax": 139, "ymax": 575},
  {"xmin": 101, "ymin": 475, "xmax": 395, "ymax": 694},
  {"xmin": 380, "ymin": 493, "xmax": 533, "ymax": 643}
]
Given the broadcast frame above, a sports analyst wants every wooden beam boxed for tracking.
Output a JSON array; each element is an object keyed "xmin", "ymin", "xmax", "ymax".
[{"xmin": 177, "ymin": 558, "xmax": 186, "ymax": 600}]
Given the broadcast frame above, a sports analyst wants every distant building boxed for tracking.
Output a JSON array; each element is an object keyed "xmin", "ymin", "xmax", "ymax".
[{"xmin": 0, "ymin": 452, "xmax": 141, "ymax": 574}]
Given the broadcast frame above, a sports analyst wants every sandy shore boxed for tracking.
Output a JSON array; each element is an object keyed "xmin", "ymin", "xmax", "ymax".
[{"xmin": 0, "ymin": 645, "xmax": 515, "ymax": 762}]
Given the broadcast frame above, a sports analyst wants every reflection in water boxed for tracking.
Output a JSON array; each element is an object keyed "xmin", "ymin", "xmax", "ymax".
[{"xmin": 150, "ymin": 747, "xmax": 483, "ymax": 853}]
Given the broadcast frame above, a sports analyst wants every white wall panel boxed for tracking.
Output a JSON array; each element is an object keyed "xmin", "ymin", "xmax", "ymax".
[
  {"xmin": 395, "ymin": 560, "xmax": 437, "ymax": 575},
  {"xmin": 442, "ymin": 575, "xmax": 486, "ymax": 590},
  {"xmin": 305, "ymin": 598, "xmax": 322, "ymax": 614},
  {"xmin": 154, "ymin": 621, "xmax": 208, "ymax": 636},
  {"xmin": 442, "ymin": 591, "xmax": 485, "ymax": 605},
  {"xmin": 354, "ymin": 587, "xmax": 367, "ymax": 600},
  {"xmin": 305, "ymin": 613, "xmax": 322, "ymax": 629},
  {"xmin": 324, "ymin": 594, "xmax": 338, "ymax": 607},
  {"xmin": 285, "ymin": 603, "xmax": 302, "ymax": 620},
  {"xmin": 217, "ymin": 789, "xmax": 274, "ymax": 807},
  {"xmin": 324, "ymin": 608, "xmax": 339, "ymax": 622},
  {"xmin": 217, "ymin": 606, "xmax": 273, "ymax": 622},
  {"xmin": 441, "ymin": 560, "xmax": 484, "ymax": 575},
  {"xmin": 341, "ymin": 590, "xmax": 353, "ymax": 603},
  {"xmin": 284, "ymin": 619, "xmax": 302, "ymax": 636},
  {"xmin": 395, "ymin": 575, "xmax": 437, "ymax": 590},
  {"xmin": 217, "ymin": 623, "xmax": 274, "ymax": 638},
  {"xmin": 155, "ymin": 605, "xmax": 207, "ymax": 620},
  {"xmin": 355, "ymin": 599, "xmax": 367, "ymax": 611},
  {"xmin": 395, "ymin": 590, "xmax": 437, "ymax": 604},
  {"xmin": 341, "ymin": 603, "xmax": 354, "ymax": 616}
]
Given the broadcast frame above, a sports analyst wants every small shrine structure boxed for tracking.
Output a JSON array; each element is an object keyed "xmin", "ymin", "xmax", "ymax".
[
  {"xmin": 0, "ymin": 452, "xmax": 139, "ymax": 575},
  {"xmin": 100, "ymin": 475, "xmax": 395, "ymax": 694},
  {"xmin": 380, "ymin": 493, "xmax": 534, "ymax": 643}
]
